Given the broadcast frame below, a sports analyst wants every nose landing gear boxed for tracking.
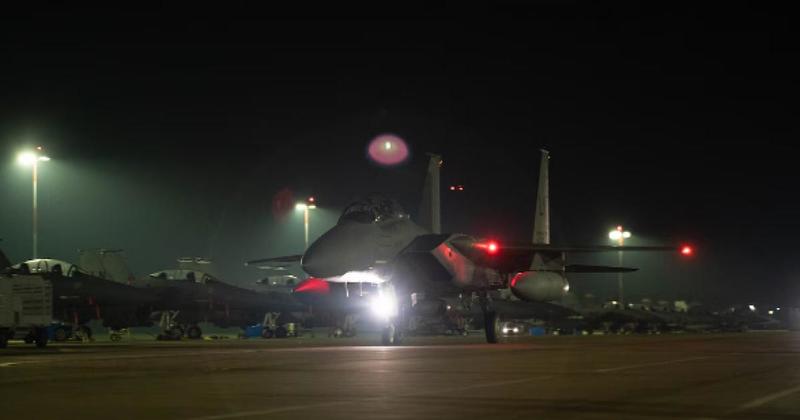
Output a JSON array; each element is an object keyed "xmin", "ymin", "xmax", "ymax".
[{"xmin": 381, "ymin": 322, "xmax": 402, "ymax": 346}]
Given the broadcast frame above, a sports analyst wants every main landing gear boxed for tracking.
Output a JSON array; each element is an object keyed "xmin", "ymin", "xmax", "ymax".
[{"xmin": 479, "ymin": 293, "xmax": 501, "ymax": 344}]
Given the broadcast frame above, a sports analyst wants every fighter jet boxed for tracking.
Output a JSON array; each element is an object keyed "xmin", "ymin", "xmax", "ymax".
[
  {"xmin": 251, "ymin": 151, "xmax": 687, "ymax": 344},
  {"xmin": 80, "ymin": 250, "xmax": 306, "ymax": 339},
  {"xmin": 2, "ymin": 255, "xmax": 159, "ymax": 340}
]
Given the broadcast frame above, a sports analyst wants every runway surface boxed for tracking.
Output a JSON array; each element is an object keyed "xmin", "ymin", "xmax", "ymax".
[{"xmin": 1, "ymin": 332, "xmax": 799, "ymax": 419}]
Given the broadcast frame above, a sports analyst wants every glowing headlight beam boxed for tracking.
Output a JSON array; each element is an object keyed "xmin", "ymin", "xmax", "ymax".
[{"xmin": 370, "ymin": 293, "xmax": 398, "ymax": 320}]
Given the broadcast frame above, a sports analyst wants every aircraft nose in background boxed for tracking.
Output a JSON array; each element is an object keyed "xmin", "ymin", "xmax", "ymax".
[{"xmin": 301, "ymin": 223, "xmax": 375, "ymax": 278}]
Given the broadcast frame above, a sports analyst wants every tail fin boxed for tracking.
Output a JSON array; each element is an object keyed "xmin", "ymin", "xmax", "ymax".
[
  {"xmin": 0, "ymin": 246, "xmax": 11, "ymax": 270},
  {"xmin": 532, "ymin": 149, "xmax": 550, "ymax": 245},
  {"xmin": 530, "ymin": 150, "xmax": 562, "ymax": 271},
  {"xmin": 418, "ymin": 153, "xmax": 442, "ymax": 234},
  {"xmin": 78, "ymin": 249, "xmax": 135, "ymax": 285}
]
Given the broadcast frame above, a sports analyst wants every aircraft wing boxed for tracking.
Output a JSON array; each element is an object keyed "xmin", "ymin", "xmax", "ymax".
[
  {"xmin": 564, "ymin": 264, "xmax": 638, "ymax": 273},
  {"xmin": 500, "ymin": 245, "xmax": 679, "ymax": 253},
  {"xmin": 468, "ymin": 243, "xmax": 684, "ymax": 274},
  {"xmin": 244, "ymin": 255, "xmax": 303, "ymax": 267}
]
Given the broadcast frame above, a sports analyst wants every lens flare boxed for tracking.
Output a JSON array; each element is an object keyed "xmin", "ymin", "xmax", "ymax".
[{"xmin": 368, "ymin": 134, "xmax": 409, "ymax": 166}]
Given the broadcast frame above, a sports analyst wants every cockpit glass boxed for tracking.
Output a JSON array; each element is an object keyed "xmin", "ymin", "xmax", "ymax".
[{"xmin": 339, "ymin": 194, "xmax": 408, "ymax": 224}]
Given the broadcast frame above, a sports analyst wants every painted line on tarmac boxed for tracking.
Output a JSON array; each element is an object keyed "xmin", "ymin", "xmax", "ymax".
[
  {"xmin": 183, "ymin": 401, "xmax": 353, "ymax": 420},
  {"xmin": 0, "ymin": 343, "xmax": 506, "ymax": 367},
  {"xmin": 594, "ymin": 356, "xmax": 712, "ymax": 373},
  {"xmin": 0, "ymin": 349, "xmax": 264, "ymax": 367},
  {"xmin": 184, "ymin": 375, "xmax": 553, "ymax": 420},
  {"xmin": 729, "ymin": 383, "xmax": 800, "ymax": 413}
]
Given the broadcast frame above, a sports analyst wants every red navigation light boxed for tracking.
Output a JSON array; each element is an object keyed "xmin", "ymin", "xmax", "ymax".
[
  {"xmin": 293, "ymin": 277, "xmax": 330, "ymax": 294},
  {"xmin": 475, "ymin": 240, "xmax": 500, "ymax": 254},
  {"xmin": 680, "ymin": 245, "xmax": 693, "ymax": 256},
  {"xmin": 308, "ymin": 196, "xmax": 316, "ymax": 203}
]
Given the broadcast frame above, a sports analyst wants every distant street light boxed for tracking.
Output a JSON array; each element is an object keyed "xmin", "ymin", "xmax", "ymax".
[
  {"xmin": 295, "ymin": 197, "xmax": 317, "ymax": 250},
  {"xmin": 608, "ymin": 225, "xmax": 631, "ymax": 308},
  {"xmin": 17, "ymin": 146, "xmax": 51, "ymax": 259}
]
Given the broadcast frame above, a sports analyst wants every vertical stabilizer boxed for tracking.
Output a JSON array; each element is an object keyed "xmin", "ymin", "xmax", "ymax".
[
  {"xmin": 0, "ymin": 246, "xmax": 11, "ymax": 270},
  {"xmin": 533, "ymin": 149, "xmax": 550, "ymax": 245},
  {"xmin": 418, "ymin": 153, "xmax": 442, "ymax": 234}
]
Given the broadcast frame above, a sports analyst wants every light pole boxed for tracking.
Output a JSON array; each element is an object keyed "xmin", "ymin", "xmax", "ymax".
[
  {"xmin": 17, "ymin": 146, "xmax": 51, "ymax": 259},
  {"xmin": 608, "ymin": 225, "xmax": 631, "ymax": 309},
  {"xmin": 295, "ymin": 197, "xmax": 317, "ymax": 250}
]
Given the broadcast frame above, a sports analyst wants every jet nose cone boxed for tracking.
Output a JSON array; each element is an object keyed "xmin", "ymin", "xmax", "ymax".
[{"xmin": 302, "ymin": 223, "xmax": 375, "ymax": 278}]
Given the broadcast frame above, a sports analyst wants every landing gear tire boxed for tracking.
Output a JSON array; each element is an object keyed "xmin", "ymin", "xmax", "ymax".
[
  {"xmin": 78, "ymin": 325, "xmax": 94, "ymax": 342},
  {"xmin": 484, "ymin": 311, "xmax": 500, "ymax": 344},
  {"xmin": 35, "ymin": 328, "xmax": 48, "ymax": 348},
  {"xmin": 167, "ymin": 326, "xmax": 184, "ymax": 340},
  {"xmin": 275, "ymin": 326, "xmax": 288, "ymax": 338},
  {"xmin": 186, "ymin": 325, "xmax": 202, "ymax": 340},
  {"xmin": 381, "ymin": 324, "xmax": 401, "ymax": 346},
  {"xmin": 53, "ymin": 326, "xmax": 69, "ymax": 342},
  {"xmin": 261, "ymin": 327, "xmax": 274, "ymax": 339}
]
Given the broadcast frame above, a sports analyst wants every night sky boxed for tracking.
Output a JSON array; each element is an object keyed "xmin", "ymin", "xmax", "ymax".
[{"xmin": 1, "ymin": 3, "xmax": 797, "ymax": 305}]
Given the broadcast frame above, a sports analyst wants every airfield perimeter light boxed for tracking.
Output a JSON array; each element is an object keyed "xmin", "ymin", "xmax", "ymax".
[
  {"xmin": 17, "ymin": 146, "xmax": 51, "ymax": 259},
  {"xmin": 296, "ymin": 197, "xmax": 317, "ymax": 250},
  {"xmin": 748, "ymin": 304, "xmax": 756, "ymax": 312},
  {"xmin": 17, "ymin": 152, "xmax": 37, "ymax": 165},
  {"xmin": 608, "ymin": 225, "xmax": 630, "ymax": 308}
]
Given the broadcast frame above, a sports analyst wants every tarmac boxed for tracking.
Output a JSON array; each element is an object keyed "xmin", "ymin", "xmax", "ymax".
[{"xmin": 1, "ymin": 331, "xmax": 799, "ymax": 419}]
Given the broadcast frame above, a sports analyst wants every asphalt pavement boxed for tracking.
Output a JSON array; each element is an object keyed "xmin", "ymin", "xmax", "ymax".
[{"xmin": 1, "ymin": 332, "xmax": 799, "ymax": 419}]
